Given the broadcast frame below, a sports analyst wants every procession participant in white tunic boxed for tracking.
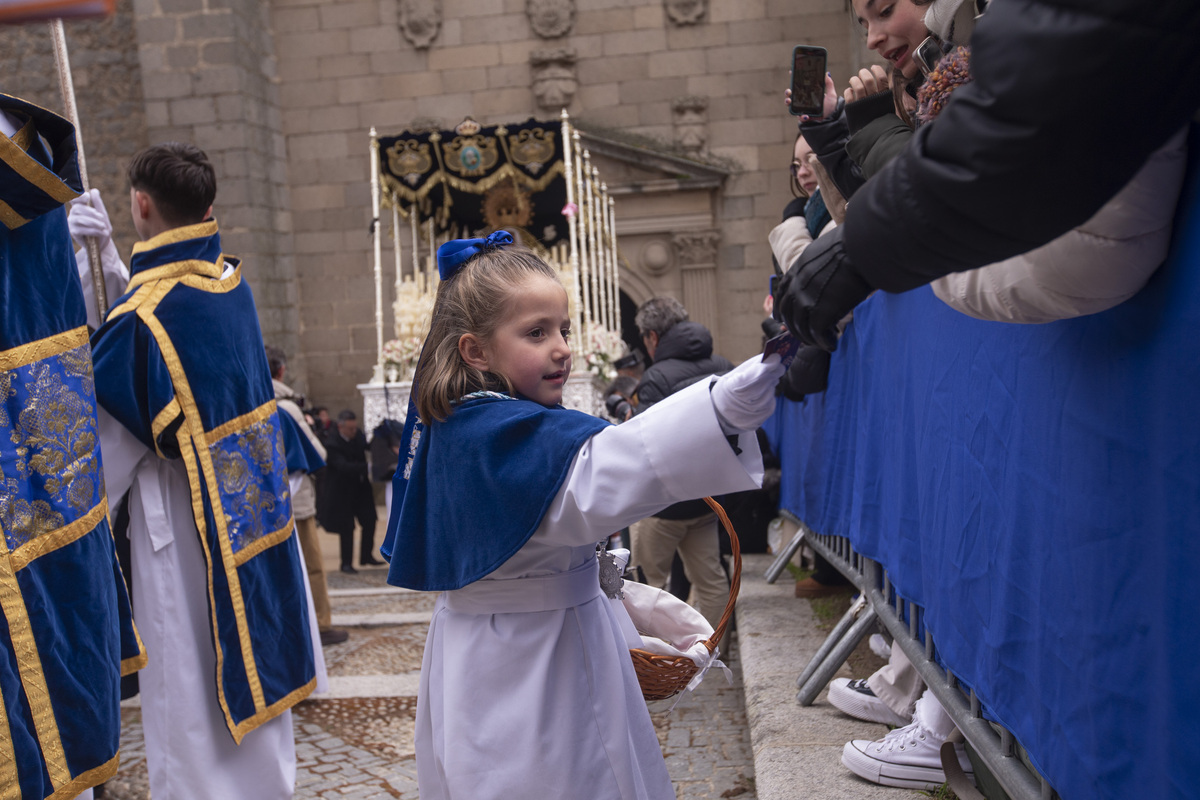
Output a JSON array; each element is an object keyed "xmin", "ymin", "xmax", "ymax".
[
  {"xmin": 380, "ymin": 232, "xmax": 786, "ymax": 800},
  {"xmin": 88, "ymin": 143, "xmax": 316, "ymax": 799}
]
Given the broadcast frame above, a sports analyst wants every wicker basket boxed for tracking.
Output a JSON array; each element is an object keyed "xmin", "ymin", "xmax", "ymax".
[{"xmin": 629, "ymin": 496, "xmax": 741, "ymax": 702}]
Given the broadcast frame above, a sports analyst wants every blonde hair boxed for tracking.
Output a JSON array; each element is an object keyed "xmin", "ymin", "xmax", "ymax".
[{"xmin": 415, "ymin": 241, "xmax": 560, "ymax": 423}]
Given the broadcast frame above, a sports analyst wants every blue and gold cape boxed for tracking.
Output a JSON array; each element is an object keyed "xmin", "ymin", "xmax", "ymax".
[
  {"xmin": 0, "ymin": 94, "xmax": 145, "ymax": 799},
  {"xmin": 91, "ymin": 220, "xmax": 315, "ymax": 743},
  {"xmin": 382, "ymin": 393, "xmax": 609, "ymax": 591}
]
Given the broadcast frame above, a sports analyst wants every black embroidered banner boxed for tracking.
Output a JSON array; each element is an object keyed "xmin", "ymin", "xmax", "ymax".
[{"xmin": 378, "ymin": 118, "xmax": 568, "ymax": 245}]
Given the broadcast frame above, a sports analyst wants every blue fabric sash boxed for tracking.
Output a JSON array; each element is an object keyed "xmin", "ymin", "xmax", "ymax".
[
  {"xmin": 91, "ymin": 222, "xmax": 314, "ymax": 743},
  {"xmin": 382, "ymin": 393, "xmax": 609, "ymax": 591},
  {"xmin": 0, "ymin": 94, "xmax": 143, "ymax": 798}
]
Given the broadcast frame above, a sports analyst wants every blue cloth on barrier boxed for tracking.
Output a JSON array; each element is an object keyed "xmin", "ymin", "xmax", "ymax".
[{"xmin": 767, "ymin": 124, "xmax": 1200, "ymax": 800}]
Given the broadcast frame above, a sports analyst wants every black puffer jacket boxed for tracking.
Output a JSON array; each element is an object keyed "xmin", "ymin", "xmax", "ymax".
[
  {"xmin": 842, "ymin": 0, "xmax": 1200, "ymax": 292},
  {"xmin": 633, "ymin": 320, "xmax": 732, "ymax": 519},
  {"xmin": 633, "ymin": 321, "xmax": 732, "ymax": 411}
]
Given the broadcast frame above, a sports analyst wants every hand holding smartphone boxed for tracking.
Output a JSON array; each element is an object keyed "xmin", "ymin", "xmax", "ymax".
[{"xmin": 788, "ymin": 45, "xmax": 827, "ymax": 117}]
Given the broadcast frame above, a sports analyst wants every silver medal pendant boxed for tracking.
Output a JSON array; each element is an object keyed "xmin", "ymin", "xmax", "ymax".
[{"xmin": 597, "ymin": 549, "xmax": 624, "ymax": 599}]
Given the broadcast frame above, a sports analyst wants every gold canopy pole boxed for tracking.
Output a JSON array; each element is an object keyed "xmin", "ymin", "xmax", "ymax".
[
  {"xmin": 561, "ymin": 111, "xmax": 583, "ymax": 348},
  {"xmin": 49, "ymin": 20, "xmax": 107, "ymax": 320},
  {"xmin": 369, "ymin": 128, "xmax": 385, "ymax": 384}
]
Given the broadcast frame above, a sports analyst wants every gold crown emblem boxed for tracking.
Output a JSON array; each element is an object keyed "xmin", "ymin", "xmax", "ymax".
[{"xmin": 455, "ymin": 117, "xmax": 482, "ymax": 136}]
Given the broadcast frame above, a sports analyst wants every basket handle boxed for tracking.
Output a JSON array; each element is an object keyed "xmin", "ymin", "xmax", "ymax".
[{"xmin": 701, "ymin": 496, "xmax": 740, "ymax": 653}]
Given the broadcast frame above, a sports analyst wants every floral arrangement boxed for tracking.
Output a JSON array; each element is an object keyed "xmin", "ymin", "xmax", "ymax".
[
  {"xmin": 382, "ymin": 336, "xmax": 423, "ymax": 382},
  {"xmin": 582, "ymin": 327, "xmax": 627, "ymax": 383}
]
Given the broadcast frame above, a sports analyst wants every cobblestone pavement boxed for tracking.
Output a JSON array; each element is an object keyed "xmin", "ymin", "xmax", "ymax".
[{"xmin": 98, "ymin": 563, "xmax": 756, "ymax": 799}]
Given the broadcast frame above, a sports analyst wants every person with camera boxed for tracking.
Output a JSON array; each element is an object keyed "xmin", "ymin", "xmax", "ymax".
[{"xmin": 626, "ymin": 297, "xmax": 734, "ymax": 634}]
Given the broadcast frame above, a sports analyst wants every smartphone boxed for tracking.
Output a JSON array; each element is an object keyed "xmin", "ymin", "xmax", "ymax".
[
  {"xmin": 913, "ymin": 36, "xmax": 946, "ymax": 76},
  {"xmin": 788, "ymin": 45, "xmax": 827, "ymax": 117}
]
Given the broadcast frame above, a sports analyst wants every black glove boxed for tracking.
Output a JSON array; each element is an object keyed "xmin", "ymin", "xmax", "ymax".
[
  {"xmin": 776, "ymin": 345, "xmax": 831, "ymax": 401},
  {"xmin": 774, "ymin": 225, "xmax": 872, "ymax": 351},
  {"xmin": 761, "ymin": 316, "xmax": 783, "ymax": 340},
  {"xmin": 781, "ymin": 196, "xmax": 808, "ymax": 222}
]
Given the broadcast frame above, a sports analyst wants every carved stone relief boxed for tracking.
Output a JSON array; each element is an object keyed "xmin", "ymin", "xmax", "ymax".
[
  {"xmin": 672, "ymin": 95, "xmax": 708, "ymax": 155},
  {"xmin": 399, "ymin": 0, "xmax": 441, "ymax": 49},
  {"xmin": 673, "ymin": 231, "xmax": 720, "ymax": 268},
  {"xmin": 530, "ymin": 47, "xmax": 578, "ymax": 111},
  {"xmin": 527, "ymin": 0, "xmax": 575, "ymax": 38},
  {"xmin": 664, "ymin": 0, "xmax": 706, "ymax": 26}
]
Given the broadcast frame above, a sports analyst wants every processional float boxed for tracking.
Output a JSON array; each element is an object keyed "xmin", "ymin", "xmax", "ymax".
[{"xmin": 359, "ymin": 111, "xmax": 627, "ymax": 434}]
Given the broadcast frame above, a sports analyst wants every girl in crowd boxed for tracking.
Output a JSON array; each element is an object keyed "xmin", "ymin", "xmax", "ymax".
[{"xmin": 380, "ymin": 230, "xmax": 784, "ymax": 799}]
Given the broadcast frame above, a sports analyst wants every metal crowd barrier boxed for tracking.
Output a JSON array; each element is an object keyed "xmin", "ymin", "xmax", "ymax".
[{"xmin": 765, "ymin": 513, "xmax": 1059, "ymax": 800}]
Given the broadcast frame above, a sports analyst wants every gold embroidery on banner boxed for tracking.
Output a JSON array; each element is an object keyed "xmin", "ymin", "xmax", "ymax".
[
  {"xmin": 124, "ymin": 259, "xmax": 223, "ymax": 292},
  {"xmin": 0, "ymin": 327, "xmax": 87, "ymax": 372},
  {"xmin": 0, "ymin": 524, "xmax": 71, "ymax": 787},
  {"xmin": 8, "ymin": 499, "xmax": 107, "ymax": 572},
  {"xmin": 130, "ymin": 220, "xmax": 218, "ymax": 255},
  {"xmin": 0, "ymin": 130, "xmax": 79, "ymax": 206},
  {"xmin": 0, "ymin": 197, "xmax": 28, "ymax": 230}
]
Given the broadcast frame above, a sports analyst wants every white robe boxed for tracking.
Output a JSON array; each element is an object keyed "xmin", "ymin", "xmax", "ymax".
[
  {"xmin": 99, "ymin": 409, "xmax": 309, "ymax": 799},
  {"xmin": 414, "ymin": 380, "xmax": 764, "ymax": 800}
]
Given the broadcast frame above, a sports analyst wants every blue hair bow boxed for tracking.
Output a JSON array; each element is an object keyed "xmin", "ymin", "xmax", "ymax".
[{"xmin": 436, "ymin": 230, "xmax": 514, "ymax": 281}]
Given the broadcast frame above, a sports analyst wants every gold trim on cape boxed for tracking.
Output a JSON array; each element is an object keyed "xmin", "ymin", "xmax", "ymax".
[
  {"xmin": 125, "ymin": 259, "xmax": 223, "ymax": 291},
  {"xmin": 0, "ymin": 523, "xmax": 71, "ymax": 787},
  {"xmin": 0, "ymin": 326, "xmax": 87, "ymax": 372},
  {"xmin": 45, "ymin": 753, "xmax": 120, "ymax": 800},
  {"xmin": 130, "ymin": 220, "xmax": 218, "ymax": 254},
  {"xmin": 204, "ymin": 400, "xmax": 278, "ymax": 446},
  {"xmin": 7, "ymin": 499, "xmax": 109, "ymax": 573},
  {"xmin": 0, "ymin": 197, "xmax": 28, "ymax": 230},
  {"xmin": 0, "ymin": 128, "xmax": 79, "ymax": 206}
]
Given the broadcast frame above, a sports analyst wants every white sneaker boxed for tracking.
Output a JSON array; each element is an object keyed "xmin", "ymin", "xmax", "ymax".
[
  {"xmin": 841, "ymin": 718, "xmax": 975, "ymax": 790},
  {"xmin": 827, "ymin": 678, "xmax": 910, "ymax": 726}
]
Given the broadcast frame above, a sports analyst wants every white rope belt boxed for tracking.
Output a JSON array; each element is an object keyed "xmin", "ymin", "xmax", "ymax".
[{"xmin": 444, "ymin": 556, "xmax": 601, "ymax": 615}]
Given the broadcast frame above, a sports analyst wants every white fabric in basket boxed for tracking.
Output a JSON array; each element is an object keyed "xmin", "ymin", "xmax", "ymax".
[{"xmin": 620, "ymin": 580, "xmax": 714, "ymax": 667}]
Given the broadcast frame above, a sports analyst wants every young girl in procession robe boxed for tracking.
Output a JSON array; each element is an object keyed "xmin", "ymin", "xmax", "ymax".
[{"xmin": 380, "ymin": 231, "xmax": 786, "ymax": 799}]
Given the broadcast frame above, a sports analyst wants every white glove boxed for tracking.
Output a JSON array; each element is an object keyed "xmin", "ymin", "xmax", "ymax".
[
  {"xmin": 710, "ymin": 352, "xmax": 786, "ymax": 432},
  {"xmin": 68, "ymin": 189, "xmax": 113, "ymax": 250}
]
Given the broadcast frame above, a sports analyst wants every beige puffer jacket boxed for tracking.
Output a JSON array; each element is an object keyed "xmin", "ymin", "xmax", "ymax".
[{"xmin": 931, "ymin": 128, "xmax": 1188, "ymax": 323}]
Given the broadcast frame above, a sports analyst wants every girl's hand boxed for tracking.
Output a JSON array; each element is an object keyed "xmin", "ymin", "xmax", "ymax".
[
  {"xmin": 844, "ymin": 65, "xmax": 889, "ymax": 103},
  {"xmin": 763, "ymin": 292, "xmax": 775, "ymax": 316}
]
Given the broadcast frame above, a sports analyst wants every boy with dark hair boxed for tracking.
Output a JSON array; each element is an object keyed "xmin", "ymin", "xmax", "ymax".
[{"xmin": 89, "ymin": 143, "xmax": 316, "ymax": 799}]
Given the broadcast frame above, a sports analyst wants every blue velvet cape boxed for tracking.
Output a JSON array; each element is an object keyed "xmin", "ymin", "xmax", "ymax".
[
  {"xmin": 91, "ymin": 221, "xmax": 315, "ymax": 743},
  {"xmin": 382, "ymin": 393, "xmax": 609, "ymax": 591},
  {"xmin": 0, "ymin": 94, "xmax": 144, "ymax": 799}
]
